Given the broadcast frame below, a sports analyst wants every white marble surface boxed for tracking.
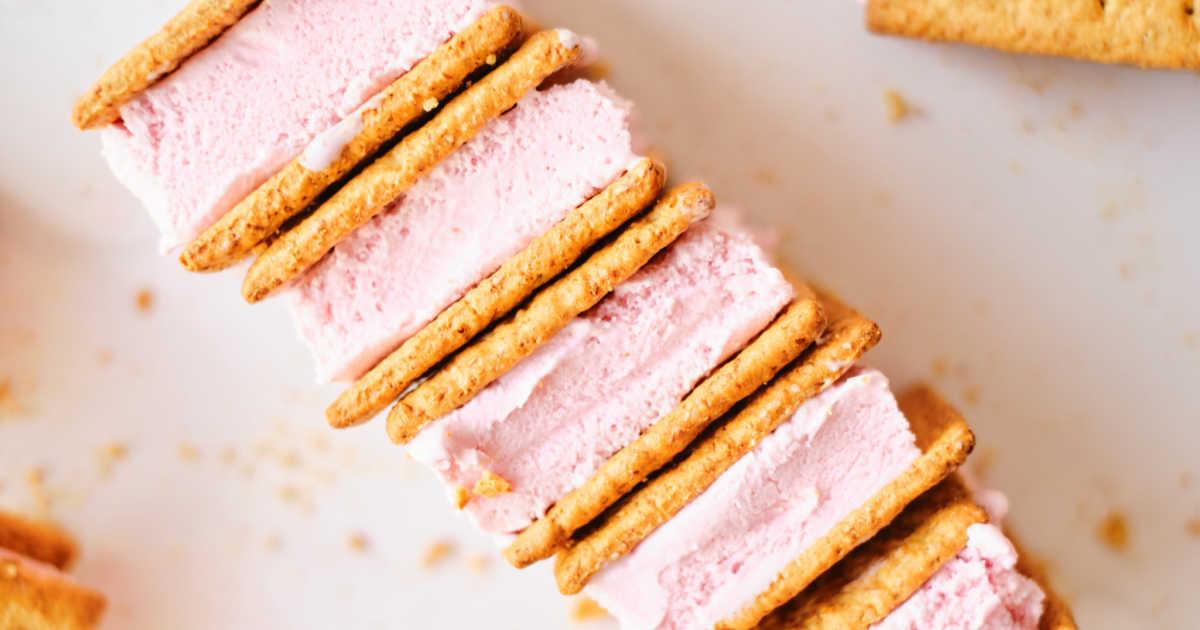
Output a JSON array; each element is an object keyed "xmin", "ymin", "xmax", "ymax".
[{"xmin": 0, "ymin": 1, "xmax": 1197, "ymax": 628}]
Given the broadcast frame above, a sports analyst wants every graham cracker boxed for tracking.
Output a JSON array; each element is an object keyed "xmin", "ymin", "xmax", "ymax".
[
  {"xmin": 1011, "ymin": 532, "xmax": 1080, "ymax": 630},
  {"xmin": 241, "ymin": 29, "xmax": 584, "ymax": 303},
  {"xmin": 71, "ymin": 0, "xmax": 260, "ymax": 130},
  {"xmin": 715, "ymin": 385, "xmax": 976, "ymax": 630},
  {"xmin": 552, "ymin": 289, "xmax": 883, "ymax": 595},
  {"xmin": 0, "ymin": 553, "xmax": 106, "ymax": 630},
  {"xmin": 179, "ymin": 6, "xmax": 525, "ymax": 272},
  {"xmin": 386, "ymin": 182, "xmax": 716, "ymax": 445},
  {"xmin": 0, "ymin": 511, "xmax": 77, "ymax": 571},
  {"xmin": 326, "ymin": 158, "xmax": 666, "ymax": 429},
  {"xmin": 867, "ymin": 0, "xmax": 1200, "ymax": 69},
  {"xmin": 504, "ymin": 288, "xmax": 828, "ymax": 569},
  {"xmin": 755, "ymin": 477, "xmax": 987, "ymax": 630}
]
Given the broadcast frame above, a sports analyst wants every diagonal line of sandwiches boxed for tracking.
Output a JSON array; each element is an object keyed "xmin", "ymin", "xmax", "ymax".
[{"xmin": 68, "ymin": 2, "xmax": 1079, "ymax": 629}]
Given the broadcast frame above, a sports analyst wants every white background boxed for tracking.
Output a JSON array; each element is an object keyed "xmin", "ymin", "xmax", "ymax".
[{"xmin": 1, "ymin": 1, "xmax": 1197, "ymax": 628}]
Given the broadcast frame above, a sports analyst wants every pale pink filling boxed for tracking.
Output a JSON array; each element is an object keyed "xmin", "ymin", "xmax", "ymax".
[
  {"xmin": 870, "ymin": 524, "xmax": 1046, "ymax": 630},
  {"xmin": 407, "ymin": 212, "xmax": 794, "ymax": 533},
  {"xmin": 288, "ymin": 80, "xmax": 639, "ymax": 383},
  {"xmin": 100, "ymin": 0, "xmax": 496, "ymax": 251},
  {"xmin": 586, "ymin": 367, "xmax": 921, "ymax": 630}
]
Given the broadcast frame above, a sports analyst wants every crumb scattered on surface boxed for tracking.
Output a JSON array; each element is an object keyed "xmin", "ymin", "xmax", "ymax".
[
  {"xmin": 134, "ymin": 288, "xmax": 154, "ymax": 313},
  {"xmin": 485, "ymin": 53, "xmax": 497, "ymax": 66},
  {"xmin": 422, "ymin": 97, "xmax": 439, "ymax": 112},
  {"xmin": 1183, "ymin": 332, "xmax": 1198, "ymax": 351},
  {"xmin": 750, "ymin": 168, "xmax": 779, "ymax": 186},
  {"xmin": 569, "ymin": 597, "xmax": 610, "ymax": 622},
  {"xmin": 96, "ymin": 349, "xmax": 113, "ymax": 366},
  {"xmin": 1097, "ymin": 511, "xmax": 1130, "ymax": 551},
  {"xmin": 474, "ymin": 471, "xmax": 513, "ymax": 498},
  {"xmin": 963, "ymin": 385, "xmax": 982, "ymax": 406},
  {"xmin": 1067, "ymin": 101, "xmax": 1085, "ymax": 121},
  {"xmin": 25, "ymin": 467, "xmax": 50, "ymax": 514},
  {"xmin": 1020, "ymin": 119, "xmax": 1035, "ymax": 134},
  {"xmin": 465, "ymin": 554, "xmax": 489, "ymax": 574},
  {"xmin": 931, "ymin": 356, "xmax": 949, "ymax": 378},
  {"xmin": 220, "ymin": 447, "xmax": 237, "ymax": 465},
  {"xmin": 883, "ymin": 90, "xmax": 910, "ymax": 124},
  {"xmin": 1186, "ymin": 518, "xmax": 1200, "ymax": 538},
  {"xmin": 176, "ymin": 442, "xmax": 201, "ymax": 462},
  {"xmin": 0, "ymin": 377, "xmax": 18, "ymax": 417},
  {"xmin": 96, "ymin": 442, "xmax": 128, "ymax": 477},
  {"xmin": 1118, "ymin": 262, "xmax": 1136, "ymax": 280},
  {"xmin": 421, "ymin": 539, "xmax": 455, "ymax": 569},
  {"xmin": 347, "ymin": 532, "xmax": 369, "ymax": 553},
  {"xmin": 1099, "ymin": 202, "xmax": 1120, "ymax": 221},
  {"xmin": 265, "ymin": 532, "xmax": 282, "ymax": 551},
  {"xmin": 1009, "ymin": 161, "xmax": 1023, "ymax": 175},
  {"xmin": 452, "ymin": 486, "xmax": 470, "ymax": 510}
]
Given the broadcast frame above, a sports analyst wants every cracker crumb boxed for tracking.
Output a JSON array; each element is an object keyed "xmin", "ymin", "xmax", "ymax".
[
  {"xmin": 0, "ymin": 377, "xmax": 19, "ymax": 417},
  {"xmin": 931, "ymin": 356, "xmax": 950, "ymax": 378},
  {"xmin": 1098, "ymin": 202, "xmax": 1120, "ymax": 221},
  {"xmin": 220, "ymin": 447, "xmax": 237, "ymax": 465},
  {"xmin": 1186, "ymin": 518, "xmax": 1200, "ymax": 538},
  {"xmin": 485, "ymin": 53, "xmax": 497, "ymax": 65},
  {"xmin": 883, "ymin": 90, "xmax": 910, "ymax": 124},
  {"xmin": 1118, "ymin": 262, "xmax": 1136, "ymax": 280},
  {"xmin": 1020, "ymin": 118, "xmax": 1035, "ymax": 134},
  {"xmin": 1097, "ymin": 511, "xmax": 1130, "ymax": 551},
  {"xmin": 278, "ymin": 485, "xmax": 301, "ymax": 503},
  {"xmin": 347, "ymin": 532, "xmax": 369, "ymax": 553},
  {"xmin": 421, "ymin": 539, "xmax": 455, "ymax": 568},
  {"xmin": 96, "ymin": 442, "xmax": 128, "ymax": 477},
  {"xmin": 176, "ymin": 442, "xmax": 201, "ymax": 462},
  {"xmin": 134, "ymin": 288, "xmax": 154, "ymax": 313},
  {"xmin": 452, "ymin": 486, "xmax": 470, "ymax": 510},
  {"xmin": 963, "ymin": 385, "xmax": 982, "ymax": 406},
  {"xmin": 422, "ymin": 97, "xmax": 439, "ymax": 112},
  {"xmin": 465, "ymin": 553, "xmax": 489, "ymax": 574},
  {"xmin": 265, "ymin": 532, "xmax": 282, "ymax": 551},
  {"xmin": 1183, "ymin": 332, "xmax": 1198, "ymax": 350},
  {"xmin": 474, "ymin": 471, "xmax": 513, "ymax": 497},
  {"xmin": 25, "ymin": 467, "xmax": 50, "ymax": 513},
  {"xmin": 569, "ymin": 597, "xmax": 610, "ymax": 622},
  {"xmin": 2, "ymin": 561, "xmax": 17, "ymax": 579},
  {"xmin": 96, "ymin": 349, "xmax": 113, "ymax": 366}
]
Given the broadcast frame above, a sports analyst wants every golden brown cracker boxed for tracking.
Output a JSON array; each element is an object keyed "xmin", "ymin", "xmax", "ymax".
[
  {"xmin": 553, "ymin": 290, "xmax": 882, "ymax": 595},
  {"xmin": 867, "ymin": 0, "xmax": 1200, "ymax": 69},
  {"xmin": 0, "ymin": 554, "xmax": 106, "ymax": 630},
  {"xmin": 241, "ymin": 29, "xmax": 584, "ymax": 303},
  {"xmin": 756, "ymin": 477, "xmax": 987, "ymax": 630},
  {"xmin": 0, "ymin": 511, "xmax": 77, "ymax": 571},
  {"xmin": 326, "ymin": 158, "xmax": 666, "ymax": 429},
  {"xmin": 717, "ymin": 385, "xmax": 976, "ymax": 630},
  {"xmin": 386, "ymin": 182, "xmax": 715, "ymax": 444},
  {"xmin": 72, "ymin": 0, "xmax": 260, "ymax": 130},
  {"xmin": 179, "ymin": 6, "xmax": 525, "ymax": 272},
  {"xmin": 504, "ymin": 289, "xmax": 828, "ymax": 568}
]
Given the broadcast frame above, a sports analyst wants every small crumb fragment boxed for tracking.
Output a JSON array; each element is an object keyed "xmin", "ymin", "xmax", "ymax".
[
  {"xmin": 0, "ymin": 377, "xmax": 18, "ymax": 417},
  {"xmin": 2, "ymin": 561, "xmax": 17, "ymax": 579},
  {"xmin": 96, "ymin": 442, "xmax": 128, "ymax": 478},
  {"xmin": 421, "ymin": 539, "xmax": 455, "ymax": 569},
  {"xmin": 452, "ymin": 486, "xmax": 470, "ymax": 510},
  {"xmin": 1098, "ymin": 202, "xmax": 1119, "ymax": 221},
  {"xmin": 474, "ymin": 471, "xmax": 513, "ymax": 498},
  {"xmin": 278, "ymin": 485, "xmax": 301, "ymax": 503},
  {"xmin": 220, "ymin": 447, "xmax": 237, "ymax": 465},
  {"xmin": 176, "ymin": 442, "xmax": 201, "ymax": 462},
  {"xmin": 280, "ymin": 451, "xmax": 302, "ymax": 469},
  {"xmin": 485, "ymin": 54, "xmax": 497, "ymax": 65},
  {"xmin": 569, "ymin": 597, "xmax": 610, "ymax": 622},
  {"xmin": 1183, "ymin": 332, "xmax": 1198, "ymax": 350},
  {"xmin": 883, "ymin": 90, "xmax": 910, "ymax": 124},
  {"xmin": 25, "ymin": 468, "xmax": 50, "ymax": 513},
  {"xmin": 963, "ymin": 385, "xmax": 982, "ymax": 406},
  {"xmin": 465, "ymin": 554, "xmax": 489, "ymax": 575},
  {"xmin": 931, "ymin": 356, "xmax": 949, "ymax": 378},
  {"xmin": 96, "ymin": 349, "xmax": 113, "ymax": 366},
  {"xmin": 1097, "ymin": 511, "xmax": 1130, "ymax": 551},
  {"xmin": 134, "ymin": 288, "xmax": 154, "ymax": 313},
  {"xmin": 1118, "ymin": 262, "xmax": 1135, "ymax": 280},
  {"xmin": 1186, "ymin": 518, "xmax": 1200, "ymax": 538},
  {"xmin": 347, "ymin": 532, "xmax": 369, "ymax": 553},
  {"xmin": 265, "ymin": 532, "xmax": 282, "ymax": 551},
  {"xmin": 422, "ymin": 97, "xmax": 439, "ymax": 112}
]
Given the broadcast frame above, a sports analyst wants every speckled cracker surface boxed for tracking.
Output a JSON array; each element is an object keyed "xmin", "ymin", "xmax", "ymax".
[
  {"xmin": 180, "ymin": 6, "xmax": 525, "ymax": 272},
  {"xmin": 0, "ymin": 511, "xmax": 77, "ymax": 571},
  {"xmin": 717, "ymin": 385, "xmax": 976, "ymax": 630},
  {"xmin": 505, "ymin": 288, "xmax": 827, "ymax": 568},
  {"xmin": 241, "ymin": 29, "xmax": 583, "ymax": 303},
  {"xmin": 0, "ymin": 555, "xmax": 106, "ymax": 630},
  {"xmin": 327, "ymin": 158, "xmax": 666, "ymax": 429},
  {"xmin": 386, "ymin": 182, "xmax": 715, "ymax": 445},
  {"xmin": 553, "ymin": 289, "xmax": 882, "ymax": 595},
  {"xmin": 755, "ymin": 477, "xmax": 987, "ymax": 630},
  {"xmin": 867, "ymin": 0, "xmax": 1200, "ymax": 69},
  {"xmin": 71, "ymin": 0, "xmax": 260, "ymax": 129}
]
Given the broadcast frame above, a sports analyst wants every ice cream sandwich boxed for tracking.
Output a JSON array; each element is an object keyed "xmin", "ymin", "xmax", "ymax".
[{"xmin": 0, "ymin": 511, "xmax": 106, "ymax": 630}]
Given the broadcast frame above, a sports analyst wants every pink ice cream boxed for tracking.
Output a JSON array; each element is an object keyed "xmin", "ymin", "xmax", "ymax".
[
  {"xmin": 406, "ymin": 212, "xmax": 794, "ymax": 533},
  {"xmin": 288, "ymin": 80, "xmax": 640, "ymax": 382},
  {"xmin": 586, "ymin": 367, "xmax": 921, "ymax": 630},
  {"xmin": 870, "ymin": 524, "xmax": 1046, "ymax": 630},
  {"xmin": 101, "ymin": 0, "xmax": 497, "ymax": 251}
]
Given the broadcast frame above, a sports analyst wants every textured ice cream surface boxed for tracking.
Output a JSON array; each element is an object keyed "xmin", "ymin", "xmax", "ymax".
[
  {"xmin": 407, "ymin": 211, "xmax": 794, "ymax": 533},
  {"xmin": 586, "ymin": 367, "xmax": 921, "ymax": 630},
  {"xmin": 288, "ymin": 79, "xmax": 639, "ymax": 383},
  {"xmin": 870, "ymin": 523, "xmax": 1046, "ymax": 630},
  {"xmin": 101, "ymin": 0, "xmax": 496, "ymax": 251}
]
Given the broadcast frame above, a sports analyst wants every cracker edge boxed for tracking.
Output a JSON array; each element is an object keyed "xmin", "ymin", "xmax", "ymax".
[
  {"xmin": 179, "ymin": 6, "xmax": 526, "ymax": 272},
  {"xmin": 1011, "ymin": 532, "xmax": 1080, "ymax": 630},
  {"xmin": 0, "ymin": 555, "xmax": 107, "ymax": 630},
  {"xmin": 385, "ymin": 182, "xmax": 716, "ymax": 444},
  {"xmin": 552, "ymin": 290, "xmax": 882, "ymax": 595},
  {"xmin": 0, "ymin": 511, "xmax": 77, "ymax": 571},
  {"xmin": 504, "ymin": 288, "xmax": 828, "ymax": 568},
  {"xmin": 755, "ymin": 476, "xmax": 987, "ymax": 630},
  {"xmin": 865, "ymin": 0, "xmax": 1200, "ymax": 69},
  {"xmin": 326, "ymin": 157, "xmax": 666, "ymax": 428},
  {"xmin": 71, "ymin": 0, "xmax": 261, "ymax": 130},
  {"xmin": 241, "ymin": 29, "xmax": 583, "ymax": 303}
]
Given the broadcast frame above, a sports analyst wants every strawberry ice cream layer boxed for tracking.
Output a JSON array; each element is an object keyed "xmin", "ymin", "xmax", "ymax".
[
  {"xmin": 100, "ymin": 0, "xmax": 497, "ymax": 251},
  {"xmin": 288, "ymin": 80, "xmax": 640, "ymax": 383},
  {"xmin": 871, "ymin": 524, "xmax": 1046, "ymax": 630},
  {"xmin": 586, "ymin": 367, "xmax": 921, "ymax": 630},
  {"xmin": 406, "ymin": 211, "xmax": 794, "ymax": 533}
]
